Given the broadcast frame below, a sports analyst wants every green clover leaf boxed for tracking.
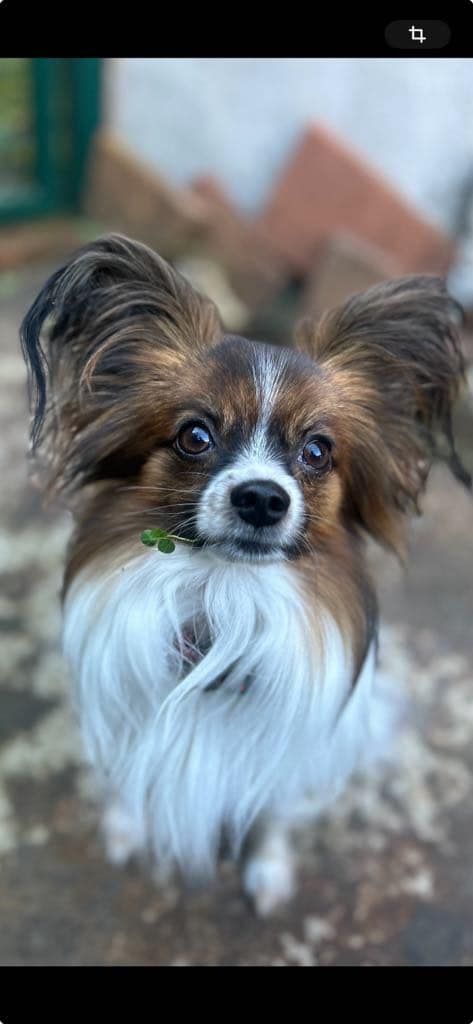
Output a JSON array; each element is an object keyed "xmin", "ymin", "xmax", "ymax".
[
  {"xmin": 141, "ymin": 528, "xmax": 168, "ymax": 547},
  {"xmin": 157, "ymin": 537, "xmax": 176, "ymax": 554},
  {"xmin": 141, "ymin": 528, "xmax": 195, "ymax": 553}
]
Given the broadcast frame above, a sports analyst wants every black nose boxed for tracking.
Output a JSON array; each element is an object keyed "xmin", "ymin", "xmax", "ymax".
[{"xmin": 230, "ymin": 479, "xmax": 291, "ymax": 529}]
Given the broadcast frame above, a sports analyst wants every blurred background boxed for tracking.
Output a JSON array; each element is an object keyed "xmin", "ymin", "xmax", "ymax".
[{"xmin": 1, "ymin": 57, "xmax": 473, "ymax": 966}]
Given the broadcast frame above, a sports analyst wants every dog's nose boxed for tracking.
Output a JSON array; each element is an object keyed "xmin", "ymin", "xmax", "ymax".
[{"xmin": 230, "ymin": 480, "xmax": 290, "ymax": 529}]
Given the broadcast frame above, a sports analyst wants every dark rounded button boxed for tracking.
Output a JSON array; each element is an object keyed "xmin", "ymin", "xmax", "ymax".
[
  {"xmin": 230, "ymin": 480, "xmax": 291, "ymax": 529},
  {"xmin": 385, "ymin": 21, "xmax": 451, "ymax": 50}
]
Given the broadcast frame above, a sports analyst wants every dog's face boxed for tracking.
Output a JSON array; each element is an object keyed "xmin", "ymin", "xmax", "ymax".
[
  {"xmin": 21, "ymin": 234, "xmax": 470, "ymax": 570},
  {"xmin": 133, "ymin": 336, "xmax": 346, "ymax": 563}
]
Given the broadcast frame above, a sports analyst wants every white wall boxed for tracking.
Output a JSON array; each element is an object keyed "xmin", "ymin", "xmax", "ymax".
[{"xmin": 105, "ymin": 58, "xmax": 473, "ymax": 300}]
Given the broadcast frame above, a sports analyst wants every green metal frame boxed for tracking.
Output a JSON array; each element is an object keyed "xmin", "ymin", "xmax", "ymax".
[{"xmin": 0, "ymin": 58, "xmax": 102, "ymax": 223}]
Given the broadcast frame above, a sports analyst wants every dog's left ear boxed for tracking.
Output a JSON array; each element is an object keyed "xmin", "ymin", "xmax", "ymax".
[
  {"xmin": 295, "ymin": 276, "xmax": 471, "ymax": 553},
  {"xmin": 20, "ymin": 234, "xmax": 222, "ymax": 497}
]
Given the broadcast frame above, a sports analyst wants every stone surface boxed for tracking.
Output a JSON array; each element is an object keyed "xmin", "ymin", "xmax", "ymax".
[
  {"xmin": 0, "ymin": 219, "xmax": 86, "ymax": 273},
  {"xmin": 85, "ymin": 131, "xmax": 210, "ymax": 259},
  {"xmin": 258, "ymin": 124, "xmax": 456, "ymax": 276},
  {"xmin": 192, "ymin": 175, "xmax": 287, "ymax": 309},
  {"xmin": 175, "ymin": 256, "xmax": 249, "ymax": 332},
  {"xmin": 1, "ymin": 263, "xmax": 473, "ymax": 966},
  {"xmin": 299, "ymin": 233, "xmax": 400, "ymax": 318},
  {"xmin": 84, "ymin": 137, "xmax": 287, "ymax": 312}
]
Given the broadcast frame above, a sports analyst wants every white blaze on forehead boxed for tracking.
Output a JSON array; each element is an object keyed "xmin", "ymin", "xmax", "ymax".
[
  {"xmin": 250, "ymin": 345, "xmax": 290, "ymax": 458},
  {"xmin": 253, "ymin": 344, "xmax": 289, "ymax": 421}
]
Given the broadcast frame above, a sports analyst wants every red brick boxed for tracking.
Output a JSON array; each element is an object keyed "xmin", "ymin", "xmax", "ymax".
[{"xmin": 258, "ymin": 123, "xmax": 456, "ymax": 276}]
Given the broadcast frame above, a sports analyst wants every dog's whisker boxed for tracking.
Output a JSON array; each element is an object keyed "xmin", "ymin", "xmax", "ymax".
[
  {"xmin": 118, "ymin": 485, "xmax": 203, "ymax": 497},
  {"xmin": 119, "ymin": 502, "xmax": 198, "ymax": 520}
]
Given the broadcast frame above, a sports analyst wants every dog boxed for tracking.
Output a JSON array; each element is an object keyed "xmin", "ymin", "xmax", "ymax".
[{"xmin": 21, "ymin": 234, "xmax": 471, "ymax": 915}]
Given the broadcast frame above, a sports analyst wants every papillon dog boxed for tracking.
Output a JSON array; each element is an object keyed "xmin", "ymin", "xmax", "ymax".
[{"xmin": 21, "ymin": 234, "xmax": 471, "ymax": 915}]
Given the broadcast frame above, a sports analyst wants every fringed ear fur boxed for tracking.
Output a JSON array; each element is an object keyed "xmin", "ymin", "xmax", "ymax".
[
  {"xmin": 20, "ymin": 234, "xmax": 222, "ymax": 497},
  {"xmin": 295, "ymin": 276, "xmax": 471, "ymax": 553}
]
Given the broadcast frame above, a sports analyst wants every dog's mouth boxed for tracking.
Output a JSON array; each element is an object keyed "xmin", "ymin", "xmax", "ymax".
[
  {"xmin": 205, "ymin": 534, "xmax": 304, "ymax": 563},
  {"xmin": 224, "ymin": 536, "xmax": 284, "ymax": 557},
  {"xmin": 152, "ymin": 520, "xmax": 303, "ymax": 563},
  {"xmin": 163, "ymin": 523, "xmax": 284, "ymax": 560}
]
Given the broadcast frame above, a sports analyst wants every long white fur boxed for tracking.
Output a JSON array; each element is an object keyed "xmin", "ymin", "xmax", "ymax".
[{"xmin": 63, "ymin": 542, "xmax": 398, "ymax": 882}]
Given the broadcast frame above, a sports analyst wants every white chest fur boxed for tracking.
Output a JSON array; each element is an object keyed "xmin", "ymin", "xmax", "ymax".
[{"xmin": 63, "ymin": 545, "xmax": 390, "ymax": 879}]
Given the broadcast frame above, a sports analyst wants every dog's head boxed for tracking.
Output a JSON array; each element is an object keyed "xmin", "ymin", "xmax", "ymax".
[{"xmin": 21, "ymin": 234, "xmax": 470, "ymax": 566}]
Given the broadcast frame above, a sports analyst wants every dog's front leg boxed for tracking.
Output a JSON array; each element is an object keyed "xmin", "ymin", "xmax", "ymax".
[
  {"xmin": 241, "ymin": 819, "xmax": 296, "ymax": 917},
  {"xmin": 101, "ymin": 798, "xmax": 145, "ymax": 867}
]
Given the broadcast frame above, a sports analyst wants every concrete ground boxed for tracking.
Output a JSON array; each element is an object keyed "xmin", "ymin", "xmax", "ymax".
[{"xmin": 1, "ymin": 265, "xmax": 473, "ymax": 966}]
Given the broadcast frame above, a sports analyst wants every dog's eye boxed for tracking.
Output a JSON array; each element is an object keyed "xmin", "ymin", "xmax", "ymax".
[
  {"xmin": 176, "ymin": 422, "xmax": 214, "ymax": 456},
  {"xmin": 300, "ymin": 437, "xmax": 332, "ymax": 473}
]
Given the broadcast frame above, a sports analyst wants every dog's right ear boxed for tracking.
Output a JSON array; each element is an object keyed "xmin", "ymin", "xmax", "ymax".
[
  {"xmin": 20, "ymin": 234, "xmax": 222, "ymax": 495},
  {"xmin": 295, "ymin": 276, "xmax": 471, "ymax": 554}
]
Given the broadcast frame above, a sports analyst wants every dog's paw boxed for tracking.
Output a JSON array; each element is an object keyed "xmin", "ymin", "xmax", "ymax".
[
  {"xmin": 101, "ymin": 802, "xmax": 143, "ymax": 867},
  {"xmin": 242, "ymin": 834, "xmax": 296, "ymax": 917}
]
